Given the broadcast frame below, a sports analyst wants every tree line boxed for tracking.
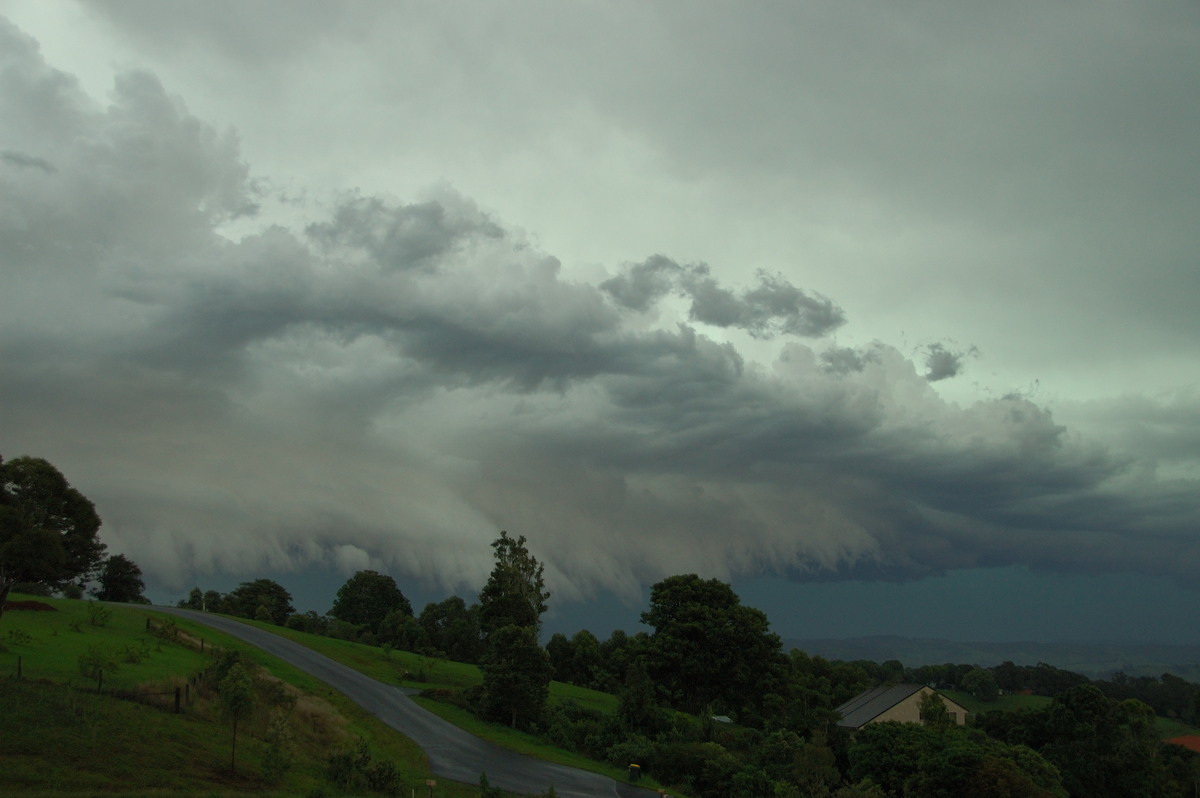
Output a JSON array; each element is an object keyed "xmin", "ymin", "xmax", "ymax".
[
  {"xmin": 5, "ymin": 453, "xmax": 1198, "ymax": 796},
  {"xmin": 1, "ymin": 454, "xmax": 148, "ymax": 613},
  {"xmin": 176, "ymin": 562, "xmax": 1200, "ymax": 798}
]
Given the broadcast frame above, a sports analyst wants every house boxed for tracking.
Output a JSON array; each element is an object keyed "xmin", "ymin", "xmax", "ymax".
[{"xmin": 835, "ymin": 684, "xmax": 968, "ymax": 730}]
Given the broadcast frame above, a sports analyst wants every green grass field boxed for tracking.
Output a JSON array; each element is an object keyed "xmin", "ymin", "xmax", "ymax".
[
  {"xmin": 943, "ymin": 688, "xmax": 1053, "ymax": 717},
  {"xmin": 216, "ymin": 612, "xmax": 641, "ymax": 787},
  {"xmin": 0, "ymin": 596, "xmax": 493, "ymax": 797}
]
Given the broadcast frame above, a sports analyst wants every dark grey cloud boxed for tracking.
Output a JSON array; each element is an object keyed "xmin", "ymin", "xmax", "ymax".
[
  {"xmin": 2, "ymin": 149, "xmax": 56, "ymax": 172},
  {"xmin": 820, "ymin": 344, "xmax": 884, "ymax": 375},
  {"xmin": 1, "ymin": 12, "xmax": 1198, "ymax": 605},
  {"xmin": 922, "ymin": 342, "xmax": 978, "ymax": 382},
  {"xmin": 603, "ymin": 256, "xmax": 845, "ymax": 338},
  {"xmin": 306, "ymin": 195, "xmax": 505, "ymax": 273}
]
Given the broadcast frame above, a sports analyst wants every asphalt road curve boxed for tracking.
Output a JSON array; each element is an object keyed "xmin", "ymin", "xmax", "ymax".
[{"xmin": 152, "ymin": 607, "xmax": 655, "ymax": 798}]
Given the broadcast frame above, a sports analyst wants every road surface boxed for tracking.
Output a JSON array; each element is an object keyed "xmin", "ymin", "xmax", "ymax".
[{"xmin": 152, "ymin": 607, "xmax": 653, "ymax": 798}]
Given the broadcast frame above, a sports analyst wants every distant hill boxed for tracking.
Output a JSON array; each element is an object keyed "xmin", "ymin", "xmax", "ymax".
[{"xmin": 785, "ymin": 636, "xmax": 1200, "ymax": 681}]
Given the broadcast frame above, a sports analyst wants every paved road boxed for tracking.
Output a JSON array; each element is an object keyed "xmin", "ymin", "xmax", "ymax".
[{"xmin": 152, "ymin": 607, "xmax": 653, "ymax": 798}]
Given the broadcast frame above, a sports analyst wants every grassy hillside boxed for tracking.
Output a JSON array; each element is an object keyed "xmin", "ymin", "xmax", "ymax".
[
  {"xmin": 0, "ymin": 596, "xmax": 485, "ymax": 797},
  {"xmin": 204, "ymin": 613, "xmax": 637, "ymax": 783},
  {"xmin": 941, "ymin": 689, "xmax": 1052, "ymax": 716}
]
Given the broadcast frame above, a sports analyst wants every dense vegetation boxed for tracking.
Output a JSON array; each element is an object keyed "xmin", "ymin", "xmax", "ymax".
[
  {"xmin": 180, "ymin": 556, "xmax": 1200, "ymax": 798},
  {"xmin": 5, "ymin": 456, "xmax": 1199, "ymax": 796}
]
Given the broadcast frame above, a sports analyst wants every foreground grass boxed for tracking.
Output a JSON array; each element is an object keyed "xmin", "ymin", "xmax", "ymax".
[
  {"xmin": 943, "ymin": 689, "xmax": 1052, "ymax": 717},
  {"xmin": 0, "ymin": 596, "xmax": 482, "ymax": 797},
  {"xmin": 222, "ymin": 612, "xmax": 633, "ymax": 782},
  {"xmin": 1156, "ymin": 715, "xmax": 1200, "ymax": 740}
]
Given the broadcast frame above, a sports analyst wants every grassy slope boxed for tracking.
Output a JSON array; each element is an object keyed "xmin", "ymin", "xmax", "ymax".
[
  {"xmin": 213, "ymin": 614, "xmax": 643, "ymax": 785},
  {"xmin": 0, "ymin": 596, "xmax": 482, "ymax": 797},
  {"xmin": 943, "ymin": 689, "xmax": 1053, "ymax": 716}
]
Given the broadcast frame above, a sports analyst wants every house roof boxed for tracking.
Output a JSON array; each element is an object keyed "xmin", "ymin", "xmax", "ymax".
[{"xmin": 835, "ymin": 684, "xmax": 928, "ymax": 729}]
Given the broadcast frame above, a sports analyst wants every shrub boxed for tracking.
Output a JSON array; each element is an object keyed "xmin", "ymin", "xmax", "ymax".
[
  {"xmin": 78, "ymin": 644, "xmax": 120, "ymax": 690},
  {"xmin": 86, "ymin": 601, "xmax": 112, "ymax": 627}
]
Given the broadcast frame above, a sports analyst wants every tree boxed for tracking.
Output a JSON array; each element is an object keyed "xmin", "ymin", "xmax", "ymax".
[
  {"xmin": 178, "ymin": 587, "xmax": 204, "ymax": 610},
  {"xmin": 202, "ymin": 589, "xmax": 224, "ymax": 612},
  {"xmin": 961, "ymin": 667, "xmax": 1000, "ymax": 702},
  {"xmin": 225, "ymin": 578, "xmax": 294, "ymax": 625},
  {"xmin": 329, "ymin": 569, "xmax": 412, "ymax": 636},
  {"xmin": 478, "ymin": 531, "xmax": 550, "ymax": 638},
  {"xmin": 617, "ymin": 661, "xmax": 666, "ymax": 735},
  {"xmin": 78, "ymin": 644, "xmax": 120, "ymax": 691},
  {"xmin": 919, "ymin": 691, "xmax": 955, "ymax": 731},
  {"xmin": 480, "ymin": 624, "xmax": 553, "ymax": 729},
  {"xmin": 0, "ymin": 455, "xmax": 106, "ymax": 620},
  {"xmin": 219, "ymin": 661, "xmax": 255, "ymax": 772},
  {"xmin": 476, "ymin": 532, "xmax": 554, "ymax": 729},
  {"xmin": 378, "ymin": 608, "xmax": 426, "ymax": 650},
  {"xmin": 641, "ymin": 574, "xmax": 785, "ymax": 715},
  {"xmin": 94, "ymin": 554, "xmax": 147, "ymax": 603},
  {"xmin": 419, "ymin": 595, "xmax": 483, "ymax": 663}
]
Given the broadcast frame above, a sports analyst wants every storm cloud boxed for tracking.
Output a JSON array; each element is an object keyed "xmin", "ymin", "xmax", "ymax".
[{"xmin": 1, "ymin": 9, "xmax": 1198, "ymax": 612}]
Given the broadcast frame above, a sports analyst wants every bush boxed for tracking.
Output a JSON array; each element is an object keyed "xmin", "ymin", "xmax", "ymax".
[
  {"xmin": 78, "ymin": 644, "xmax": 120, "ymax": 689},
  {"xmin": 151, "ymin": 618, "xmax": 182, "ymax": 643},
  {"xmin": 326, "ymin": 737, "xmax": 402, "ymax": 795},
  {"xmin": 86, "ymin": 601, "xmax": 112, "ymax": 627}
]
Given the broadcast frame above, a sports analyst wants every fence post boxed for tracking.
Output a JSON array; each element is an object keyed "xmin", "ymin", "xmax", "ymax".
[{"xmin": 175, "ymin": 687, "xmax": 181, "ymax": 713}]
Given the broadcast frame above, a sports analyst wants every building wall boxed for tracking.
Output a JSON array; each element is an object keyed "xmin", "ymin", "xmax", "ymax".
[{"xmin": 871, "ymin": 687, "xmax": 968, "ymax": 726}]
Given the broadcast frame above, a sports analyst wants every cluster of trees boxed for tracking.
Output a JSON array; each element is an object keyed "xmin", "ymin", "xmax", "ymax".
[
  {"xmin": 9, "ymin": 455, "xmax": 1190, "ymax": 796},
  {"xmin": 179, "ymin": 570, "xmax": 487, "ymax": 664},
  {"xmin": 1, "ymin": 454, "xmax": 146, "ymax": 617},
  {"xmin": 178, "ymin": 578, "xmax": 296, "ymax": 625},
  {"xmin": 174, "ymin": 545, "xmax": 1200, "ymax": 798}
]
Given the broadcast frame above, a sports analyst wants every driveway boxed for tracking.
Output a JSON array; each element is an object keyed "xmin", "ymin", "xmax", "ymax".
[{"xmin": 152, "ymin": 607, "xmax": 654, "ymax": 798}]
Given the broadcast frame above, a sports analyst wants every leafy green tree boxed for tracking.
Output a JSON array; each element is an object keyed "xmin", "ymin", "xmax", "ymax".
[
  {"xmin": 1039, "ymin": 686, "xmax": 1168, "ymax": 798},
  {"xmin": 850, "ymin": 722, "xmax": 1066, "ymax": 798},
  {"xmin": 478, "ymin": 531, "xmax": 550, "ymax": 638},
  {"xmin": 546, "ymin": 632, "xmax": 574, "ymax": 681},
  {"xmin": 617, "ymin": 660, "xmax": 666, "ymax": 735},
  {"xmin": 961, "ymin": 667, "xmax": 1000, "ymax": 702},
  {"xmin": 791, "ymin": 732, "xmax": 842, "ymax": 795},
  {"xmin": 379, "ymin": 607, "xmax": 427, "ymax": 650},
  {"xmin": 94, "ymin": 553, "xmax": 147, "ymax": 603},
  {"xmin": 569, "ymin": 629, "xmax": 606, "ymax": 688},
  {"xmin": 0, "ymin": 455, "xmax": 106, "ymax": 620},
  {"xmin": 480, "ymin": 624, "xmax": 553, "ymax": 729},
  {"xmin": 78, "ymin": 644, "xmax": 119, "ymax": 690},
  {"xmin": 641, "ymin": 573, "xmax": 785, "ymax": 714},
  {"xmin": 848, "ymin": 722, "xmax": 934, "ymax": 795},
  {"xmin": 202, "ymin": 589, "xmax": 224, "ymax": 612},
  {"xmin": 329, "ymin": 569, "xmax": 412, "ymax": 636},
  {"xmin": 919, "ymin": 691, "xmax": 955, "ymax": 731},
  {"xmin": 178, "ymin": 586, "xmax": 204, "ymax": 609},
  {"xmin": 219, "ymin": 661, "xmax": 255, "ymax": 772},
  {"xmin": 225, "ymin": 578, "xmax": 294, "ymax": 625},
  {"xmin": 419, "ymin": 595, "xmax": 483, "ymax": 662}
]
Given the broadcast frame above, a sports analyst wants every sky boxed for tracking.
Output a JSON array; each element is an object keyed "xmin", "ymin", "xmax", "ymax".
[{"xmin": 2, "ymin": 1, "xmax": 1198, "ymax": 646}]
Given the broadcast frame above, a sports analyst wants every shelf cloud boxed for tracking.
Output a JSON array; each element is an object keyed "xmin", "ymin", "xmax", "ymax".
[{"xmin": 1, "ymin": 10, "xmax": 1198, "ymax": 612}]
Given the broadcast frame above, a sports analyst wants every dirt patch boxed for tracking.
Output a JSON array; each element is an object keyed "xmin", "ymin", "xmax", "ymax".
[
  {"xmin": 3, "ymin": 600, "xmax": 57, "ymax": 612},
  {"xmin": 1167, "ymin": 735, "xmax": 1200, "ymax": 754}
]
